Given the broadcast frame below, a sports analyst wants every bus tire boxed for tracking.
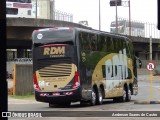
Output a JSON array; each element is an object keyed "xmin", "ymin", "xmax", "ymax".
[
  {"xmin": 120, "ymin": 88, "xmax": 127, "ymax": 102},
  {"xmin": 127, "ymin": 88, "xmax": 131, "ymax": 102},
  {"xmin": 90, "ymin": 89, "xmax": 96, "ymax": 106},
  {"xmin": 96, "ymin": 88, "xmax": 103, "ymax": 105}
]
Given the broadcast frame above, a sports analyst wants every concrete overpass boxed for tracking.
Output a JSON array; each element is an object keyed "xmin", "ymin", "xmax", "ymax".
[
  {"xmin": 7, "ymin": 18, "xmax": 160, "ymax": 60},
  {"xmin": 7, "ymin": 18, "xmax": 91, "ymax": 49}
]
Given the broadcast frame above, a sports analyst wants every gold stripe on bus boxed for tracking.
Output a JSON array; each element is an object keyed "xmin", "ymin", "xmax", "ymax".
[{"xmin": 36, "ymin": 64, "xmax": 77, "ymax": 91}]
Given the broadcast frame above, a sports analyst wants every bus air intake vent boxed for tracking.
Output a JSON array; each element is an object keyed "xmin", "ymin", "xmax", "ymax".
[{"xmin": 38, "ymin": 58, "xmax": 72, "ymax": 77}]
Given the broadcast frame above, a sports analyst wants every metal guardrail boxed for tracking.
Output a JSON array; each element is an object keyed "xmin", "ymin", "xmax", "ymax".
[
  {"xmin": 114, "ymin": 17, "xmax": 160, "ymax": 39},
  {"xmin": 14, "ymin": 58, "xmax": 32, "ymax": 64}
]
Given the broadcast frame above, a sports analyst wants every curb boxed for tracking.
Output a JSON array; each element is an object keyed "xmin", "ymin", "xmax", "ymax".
[{"xmin": 134, "ymin": 100, "xmax": 160, "ymax": 104}]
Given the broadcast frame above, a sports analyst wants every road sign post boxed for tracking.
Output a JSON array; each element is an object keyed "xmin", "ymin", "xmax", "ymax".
[
  {"xmin": 147, "ymin": 62, "xmax": 155, "ymax": 100},
  {"xmin": 149, "ymin": 70, "xmax": 153, "ymax": 99}
]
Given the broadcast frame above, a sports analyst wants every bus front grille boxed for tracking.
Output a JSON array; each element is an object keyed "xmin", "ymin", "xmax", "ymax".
[{"xmin": 37, "ymin": 58, "xmax": 72, "ymax": 77}]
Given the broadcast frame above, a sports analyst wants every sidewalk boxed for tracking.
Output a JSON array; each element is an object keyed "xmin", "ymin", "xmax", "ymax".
[
  {"xmin": 138, "ymin": 75, "xmax": 160, "ymax": 81},
  {"xmin": 135, "ymin": 72, "xmax": 160, "ymax": 104},
  {"xmin": 8, "ymin": 96, "xmax": 39, "ymax": 104},
  {"xmin": 7, "ymin": 79, "xmax": 39, "ymax": 104}
]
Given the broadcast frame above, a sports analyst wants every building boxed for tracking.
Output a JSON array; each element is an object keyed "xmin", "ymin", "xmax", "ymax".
[{"xmin": 32, "ymin": 0, "xmax": 55, "ymax": 19}]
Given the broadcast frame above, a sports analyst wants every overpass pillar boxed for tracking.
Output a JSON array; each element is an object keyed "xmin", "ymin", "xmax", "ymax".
[{"xmin": 17, "ymin": 49, "xmax": 24, "ymax": 58}]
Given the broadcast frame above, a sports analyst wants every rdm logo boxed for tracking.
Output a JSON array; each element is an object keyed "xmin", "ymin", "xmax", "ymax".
[{"xmin": 43, "ymin": 46, "xmax": 65, "ymax": 57}]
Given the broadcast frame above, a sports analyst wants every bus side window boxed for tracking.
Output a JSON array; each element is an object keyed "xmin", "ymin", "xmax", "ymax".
[
  {"xmin": 123, "ymin": 41, "xmax": 130, "ymax": 58},
  {"xmin": 126, "ymin": 42, "xmax": 131, "ymax": 58},
  {"xmin": 79, "ymin": 32, "xmax": 89, "ymax": 51},
  {"xmin": 106, "ymin": 36, "xmax": 113, "ymax": 53},
  {"xmin": 98, "ymin": 35, "xmax": 106, "ymax": 51},
  {"xmin": 128, "ymin": 41, "xmax": 134, "ymax": 59},
  {"xmin": 90, "ymin": 34, "xmax": 98, "ymax": 51},
  {"xmin": 117, "ymin": 39, "xmax": 123, "ymax": 53},
  {"xmin": 113, "ymin": 37, "xmax": 120, "ymax": 53},
  {"xmin": 126, "ymin": 68, "xmax": 132, "ymax": 79}
]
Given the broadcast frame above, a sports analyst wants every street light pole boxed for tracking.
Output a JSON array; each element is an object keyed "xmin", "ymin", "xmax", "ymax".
[
  {"xmin": 36, "ymin": 0, "xmax": 37, "ymax": 19},
  {"xmin": 129, "ymin": 0, "xmax": 131, "ymax": 36},
  {"xmin": 115, "ymin": 0, "xmax": 118, "ymax": 33},
  {"xmin": 99, "ymin": 0, "xmax": 101, "ymax": 31}
]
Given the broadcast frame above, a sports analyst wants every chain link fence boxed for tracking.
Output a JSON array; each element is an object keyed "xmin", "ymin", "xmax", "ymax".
[
  {"xmin": 112, "ymin": 17, "xmax": 160, "ymax": 39},
  {"xmin": 53, "ymin": 10, "xmax": 73, "ymax": 22}
]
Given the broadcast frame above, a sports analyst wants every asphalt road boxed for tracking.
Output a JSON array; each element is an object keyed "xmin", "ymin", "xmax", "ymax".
[{"xmin": 7, "ymin": 75, "xmax": 160, "ymax": 120}]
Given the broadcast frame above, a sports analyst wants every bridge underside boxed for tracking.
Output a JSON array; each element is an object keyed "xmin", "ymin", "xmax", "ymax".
[{"xmin": 7, "ymin": 39, "xmax": 31, "ymax": 49}]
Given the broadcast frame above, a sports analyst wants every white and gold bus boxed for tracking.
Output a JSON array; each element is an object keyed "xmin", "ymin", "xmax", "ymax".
[{"xmin": 32, "ymin": 27, "xmax": 141, "ymax": 107}]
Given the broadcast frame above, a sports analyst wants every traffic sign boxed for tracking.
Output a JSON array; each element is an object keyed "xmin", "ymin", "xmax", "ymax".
[{"xmin": 147, "ymin": 62, "xmax": 155, "ymax": 71}]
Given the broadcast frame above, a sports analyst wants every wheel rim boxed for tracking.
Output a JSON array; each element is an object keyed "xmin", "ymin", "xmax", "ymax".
[
  {"xmin": 123, "ymin": 90, "xmax": 126, "ymax": 101},
  {"xmin": 99, "ymin": 91, "xmax": 103, "ymax": 103},
  {"xmin": 92, "ymin": 91, "xmax": 96, "ymax": 105},
  {"xmin": 128, "ymin": 90, "xmax": 131, "ymax": 101}
]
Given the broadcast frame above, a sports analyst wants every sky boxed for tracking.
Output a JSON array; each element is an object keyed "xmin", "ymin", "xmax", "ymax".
[{"xmin": 55, "ymin": 0, "xmax": 158, "ymax": 32}]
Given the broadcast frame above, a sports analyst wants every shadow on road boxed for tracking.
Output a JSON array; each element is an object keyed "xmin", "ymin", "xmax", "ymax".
[{"xmin": 47, "ymin": 100, "xmax": 135, "ymax": 109}]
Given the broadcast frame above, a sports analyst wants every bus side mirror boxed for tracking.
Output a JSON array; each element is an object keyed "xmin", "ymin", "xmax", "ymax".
[
  {"xmin": 139, "ymin": 60, "xmax": 142, "ymax": 68},
  {"xmin": 135, "ymin": 56, "xmax": 142, "ymax": 68}
]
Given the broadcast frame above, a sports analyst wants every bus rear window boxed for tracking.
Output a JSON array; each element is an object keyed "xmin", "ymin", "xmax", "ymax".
[
  {"xmin": 33, "ymin": 29, "xmax": 74, "ymax": 44},
  {"xmin": 33, "ymin": 41, "xmax": 74, "ymax": 48}
]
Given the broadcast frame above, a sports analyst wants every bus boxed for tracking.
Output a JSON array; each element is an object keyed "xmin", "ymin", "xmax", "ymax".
[
  {"xmin": 110, "ymin": 20, "xmax": 145, "ymax": 37},
  {"xmin": 32, "ymin": 27, "xmax": 141, "ymax": 107},
  {"xmin": 6, "ymin": 0, "xmax": 33, "ymax": 18}
]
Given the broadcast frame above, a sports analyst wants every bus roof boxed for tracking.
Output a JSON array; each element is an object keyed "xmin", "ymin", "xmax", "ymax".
[{"xmin": 32, "ymin": 27, "xmax": 131, "ymax": 43}]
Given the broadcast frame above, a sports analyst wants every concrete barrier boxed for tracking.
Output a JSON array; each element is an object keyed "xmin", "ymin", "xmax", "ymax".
[{"xmin": 13, "ymin": 64, "xmax": 33, "ymax": 96}]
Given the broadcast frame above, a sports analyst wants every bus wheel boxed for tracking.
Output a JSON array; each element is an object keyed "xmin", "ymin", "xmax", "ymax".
[
  {"xmin": 120, "ymin": 88, "xmax": 127, "ymax": 102},
  {"xmin": 97, "ymin": 88, "xmax": 103, "ymax": 105},
  {"xmin": 90, "ymin": 89, "xmax": 96, "ymax": 106},
  {"xmin": 127, "ymin": 89, "xmax": 131, "ymax": 102}
]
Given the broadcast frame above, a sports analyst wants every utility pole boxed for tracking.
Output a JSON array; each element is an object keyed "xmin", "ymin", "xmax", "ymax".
[
  {"xmin": 110, "ymin": 0, "xmax": 122, "ymax": 34},
  {"xmin": 150, "ymin": 36, "xmax": 152, "ymax": 61},
  {"xmin": 99, "ymin": 0, "xmax": 101, "ymax": 31},
  {"xmin": 115, "ymin": 0, "xmax": 118, "ymax": 33},
  {"xmin": 35, "ymin": 0, "xmax": 37, "ymax": 19},
  {"xmin": 128, "ymin": 0, "xmax": 131, "ymax": 36},
  {"xmin": 50, "ymin": 0, "xmax": 54, "ymax": 20},
  {"xmin": 149, "ymin": 36, "xmax": 153, "ymax": 99}
]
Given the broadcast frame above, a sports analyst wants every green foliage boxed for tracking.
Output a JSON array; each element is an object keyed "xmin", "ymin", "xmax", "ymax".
[
  {"xmin": 155, "ymin": 69, "xmax": 159, "ymax": 75},
  {"xmin": 154, "ymin": 66, "xmax": 160, "ymax": 75}
]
